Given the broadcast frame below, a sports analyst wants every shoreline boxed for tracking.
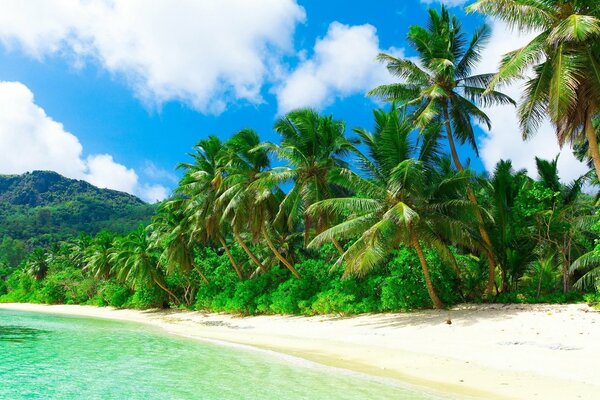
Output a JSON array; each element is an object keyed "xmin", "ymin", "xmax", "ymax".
[{"xmin": 1, "ymin": 303, "xmax": 599, "ymax": 400}]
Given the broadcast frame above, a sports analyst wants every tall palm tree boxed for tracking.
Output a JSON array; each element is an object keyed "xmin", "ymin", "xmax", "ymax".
[
  {"xmin": 110, "ymin": 226, "xmax": 180, "ymax": 304},
  {"xmin": 177, "ymin": 136, "xmax": 245, "ymax": 278},
  {"xmin": 468, "ymin": 0, "xmax": 600, "ymax": 182},
  {"xmin": 84, "ymin": 231, "xmax": 115, "ymax": 280},
  {"xmin": 259, "ymin": 108, "xmax": 359, "ymax": 249},
  {"xmin": 308, "ymin": 108, "xmax": 476, "ymax": 309},
  {"xmin": 482, "ymin": 160, "xmax": 535, "ymax": 292},
  {"xmin": 150, "ymin": 200, "xmax": 209, "ymax": 284},
  {"xmin": 219, "ymin": 128, "xmax": 300, "ymax": 278},
  {"xmin": 530, "ymin": 157, "xmax": 592, "ymax": 291},
  {"xmin": 369, "ymin": 6, "xmax": 514, "ymax": 295}
]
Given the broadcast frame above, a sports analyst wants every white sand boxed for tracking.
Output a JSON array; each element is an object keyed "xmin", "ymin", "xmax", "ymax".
[{"xmin": 1, "ymin": 303, "xmax": 598, "ymax": 399}]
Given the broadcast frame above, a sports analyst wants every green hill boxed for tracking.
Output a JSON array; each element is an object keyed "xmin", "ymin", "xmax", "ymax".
[{"xmin": 0, "ymin": 171, "xmax": 156, "ymax": 248}]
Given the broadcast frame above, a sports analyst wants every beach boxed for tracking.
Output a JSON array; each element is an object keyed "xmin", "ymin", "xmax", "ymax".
[{"xmin": 1, "ymin": 303, "xmax": 598, "ymax": 400}]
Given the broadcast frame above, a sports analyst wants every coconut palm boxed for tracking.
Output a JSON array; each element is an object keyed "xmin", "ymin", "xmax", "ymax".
[
  {"xmin": 150, "ymin": 200, "xmax": 209, "ymax": 284},
  {"xmin": 481, "ymin": 160, "xmax": 535, "ymax": 292},
  {"xmin": 177, "ymin": 136, "xmax": 244, "ymax": 278},
  {"xmin": 258, "ymin": 108, "xmax": 359, "ymax": 249},
  {"xmin": 110, "ymin": 226, "xmax": 180, "ymax": 304},
  {"xmin": 26, "ymin": 248, "xmax": 49, "ymax": 281},
  {"xmin": 219, "ymin": 128, "xmax": 300, "ymax": 278},
  {"xmin": 529, "ymin": 157, "xmax": 593, "ymax": 291},
  {"xmin": 570, "ymin": 243, "xmax": 600, "ymax": 290},
  {"xmin": 369, "ymin": 6, "xmax": 514, "ymax": 295},
  {"xmin": 308, "ymin": 108, "xmax": 477, "ymax": 309},
  {"xmin": 468, "ymin": 0, "xmax": 600, "ymax": 182},
  {"xmin": 84, "ymin": 231, "xmax": 115, "ymax": 280}
]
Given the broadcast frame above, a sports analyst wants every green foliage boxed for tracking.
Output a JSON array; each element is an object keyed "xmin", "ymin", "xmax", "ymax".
[
  {"xmin": 1, "ymin": 5, "xmax": 599, "ymax": 315},
  {"xmin": 0, "ymin": 171, "xmax": 155, "ymax": 248}
]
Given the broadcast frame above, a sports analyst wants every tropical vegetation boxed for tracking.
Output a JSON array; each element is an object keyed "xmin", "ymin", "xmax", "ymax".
[{"xmin": 1, "ymin": 3, "xmax": 599, "ymax": 313}]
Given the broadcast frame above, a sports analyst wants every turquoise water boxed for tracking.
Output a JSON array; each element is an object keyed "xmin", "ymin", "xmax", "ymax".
[{"xmin": 0, "ymin": 310, "xmax": 442, "ymax": 400}]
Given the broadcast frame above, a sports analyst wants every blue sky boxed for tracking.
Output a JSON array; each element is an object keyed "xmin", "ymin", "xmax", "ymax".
[{"xmin": 0, "ymin": 0, "xmax": 586, "ymax": 202}]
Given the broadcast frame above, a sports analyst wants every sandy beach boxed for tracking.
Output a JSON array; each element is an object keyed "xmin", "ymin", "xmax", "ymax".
[{"xmin": 1, "ymin": 303, "xmax": 598, "ymax": 399}]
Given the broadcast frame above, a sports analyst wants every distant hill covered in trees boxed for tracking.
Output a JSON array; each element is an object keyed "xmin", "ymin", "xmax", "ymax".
[{"xmin": 0, "ymin": 171, "xmax": 156, "ymax": 265}]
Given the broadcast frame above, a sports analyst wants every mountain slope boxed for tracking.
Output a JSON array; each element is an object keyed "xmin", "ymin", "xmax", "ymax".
[{"xmin": 0, "ymin": 171, "xmax": 156, "ymax": 247}]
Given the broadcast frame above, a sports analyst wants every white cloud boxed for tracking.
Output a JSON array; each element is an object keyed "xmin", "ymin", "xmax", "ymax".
[
  {"xmin": 139, "ymin": 184, "xmax": 170, "ymax": 204},
  {"xmin": 84, "ymin": 154, "xmax": 138, "ymax": 194},
  {"xmin": 0, "ymin": 81, "xmax": 168, "ymax": 202},
  {"xmin": 0, "ymin": 0, "xmax": 305, "ymax": 114},
  {"xmin": 474, "ymin": 20, "xmax": 588, "ymax": 182},
  {"xmin": 275, "ymin": 22, "xmax": 401, "ymax": 113},
  {"xmin": 142, "ymin": 161, "xmax": 178, "ymax": 184}
]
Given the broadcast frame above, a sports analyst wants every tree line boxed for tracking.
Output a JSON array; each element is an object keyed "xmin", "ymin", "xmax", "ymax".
[{"xmin": 1, "ymin": 2, "xmax": 599, "ymax": 312}]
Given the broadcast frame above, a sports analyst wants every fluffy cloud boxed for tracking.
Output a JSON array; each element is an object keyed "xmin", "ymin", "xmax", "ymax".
[
  {"xmin": 275, "ymin": 22, "xmax": 400, "ymax": 113},
  {"xmin": 0, "ymin": 81, "xmax": 168, "ymax": 202},
  {"xmin": 474, "ymin": 21, "xmax": 588, "ymax": 182},
  {"xmin": 0, "ymin": 0, "xmax": 305, "ymax": 113}
]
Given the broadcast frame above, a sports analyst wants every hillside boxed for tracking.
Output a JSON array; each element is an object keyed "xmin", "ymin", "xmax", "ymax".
[{"xmin": 0, "ymin": 171, "xmax": 156, "ymax": 248}]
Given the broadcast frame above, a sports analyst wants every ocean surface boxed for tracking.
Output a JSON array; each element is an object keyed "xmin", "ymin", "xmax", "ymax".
[{"xmin": 0, "ymin": 309, "xmax": 443, "ymax": 400}]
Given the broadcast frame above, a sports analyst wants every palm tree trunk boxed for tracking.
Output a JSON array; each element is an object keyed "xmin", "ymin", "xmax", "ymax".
[
  {"xmin": 153, "ymin": 277, "xmax": 180, "ymax": 304},
  {"xmin": 411, "ymin": 234, "xmax": 444, "ymax": 309},
  {"xmin": 261, "ymin": 226, "xmax": 301, "ymax": 279},
  {"xmin": 191, "ymin": 263, "xmax": 209, "ymax": 284},
  {"xmin": 584, "ymin": 113, "xmax": 600, "ymax": 182},
  {"xmin": 234, "ymin": 229, "xmax": 267, "ymax": 273},
  {"xmin": 332, "ymin": 238, "xmax": 344, "ymax": 255},
  {"xmin": 443, "ymin": 105, "xmax": 497, "ymax": 297},
  {"xmin": 218, "ymin": 235, "xmax": 243, "ymax": 279}
]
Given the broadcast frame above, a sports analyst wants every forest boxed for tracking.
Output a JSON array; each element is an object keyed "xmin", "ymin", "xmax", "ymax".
[{"xmin": 1, "ymin": 3, "xmax": 599, "ymax": 313}]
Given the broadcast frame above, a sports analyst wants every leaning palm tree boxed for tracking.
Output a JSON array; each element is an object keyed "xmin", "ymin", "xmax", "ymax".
[
  {"xmin": 369, "ymin": 6, "xmax": 514, "ymax": 295},
  {"xmin": 177, "ymin": 136, "xmax": 245, "ymax": 278},
  {"xmin": 219, "ymin": 128, "xmax": 301, "ymax": 278},
  {"xmin": 149, "ymin": 200, "xmax": 210, "ymax": 284},
  {"xmin": 84, "ymin": 231, "xmax": 116, "ymax": 280},
  {"xmin": 308, "ymin": 108, "xmax": 477, "ymax": 309},
  {"xmin": 258, "ymin": 108, "xmax": 359, "ymax": 249},
  {"xmin": 467, "ymin": 0, "xmax": 600, "ymax": 182},
  {"xmin": 110, "ymin": 226, "xmax": 180, "ymax": 304}
]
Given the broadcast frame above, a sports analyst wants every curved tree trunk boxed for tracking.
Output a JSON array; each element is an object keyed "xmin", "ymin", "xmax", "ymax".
[
  {"xmin": 585, "ymin": 113, "xmax": 600, "ymax": 182},
  {"xmin": 261, "ymin": 226, "xmax": 301, "ymax": 279},
  {"xmin": 411, "ymin": 234, "xmax": 444, "ymax": 309},
  {"xmin": 443, "ymin": 105, "xmax": 497, "ymax": 297},
  {"xmin": 191, "ymin": 263, "xmax": 209, "ymax": 284},
  {"xmin": 153, "ymin": 277, "xmax": 180, "ymax": 304},
  {"xmin": 234, "ymin": 229, "xmax": 267, "ymax": 273},
  {"xmin": 218, "ymin": 235, "xmax": 243, "ymax": 279},
  {"xmin": 332, "ymin": 238, "xmax": 345, "ymax": 255}
]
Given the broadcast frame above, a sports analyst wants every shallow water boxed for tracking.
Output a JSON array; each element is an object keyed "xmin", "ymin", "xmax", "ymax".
[{"xmin": 0, "ymin": 309, "xmax": 445, "ymax": 400}]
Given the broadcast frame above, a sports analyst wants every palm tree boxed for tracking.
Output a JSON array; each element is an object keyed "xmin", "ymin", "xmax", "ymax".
[
  {"xmin": 468, "ymin": 0, "xmax": 600, "ymax": 182},
  {"xmin": 219, "ymin": 128, "xmax": 301, "ymax": 278},
  {"xmin": 110, "ymin": 226, "xmax": 180, "ymax": 304},
  {"xmin": 570, "ymin": 242, "xmax": 600, "ymax": 291},
  {"xmin": 529, "ymin": 157, "xmax": 592, "ymax": 291},
  {"xmin": 308, "ymin": 108, "xmax": 476, "ymax": 309},
  {"xmin": 150, "ymin": 200, "xmax": 209, "ymax": 284},
  {"xmin": 482, "ymin": 160, "xmax": 535, "ymax": 292},
  {"xmin": 259, "ymin": 108, "xmax": 359, "ymax": 249},
  {"xmin": 84, "ymin": 231, "xmax": 115, "ymax": 280},
  {"xmin": 177, "ymin": 136, "xmax": 245, "ymax": 278},
  {"xmin": 26, "ymin": 248, "xmax": 49, "ymax": 281},
  {"xmin": 369, "ymin": 6, "xmax": 514, "ymax": 296}
]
